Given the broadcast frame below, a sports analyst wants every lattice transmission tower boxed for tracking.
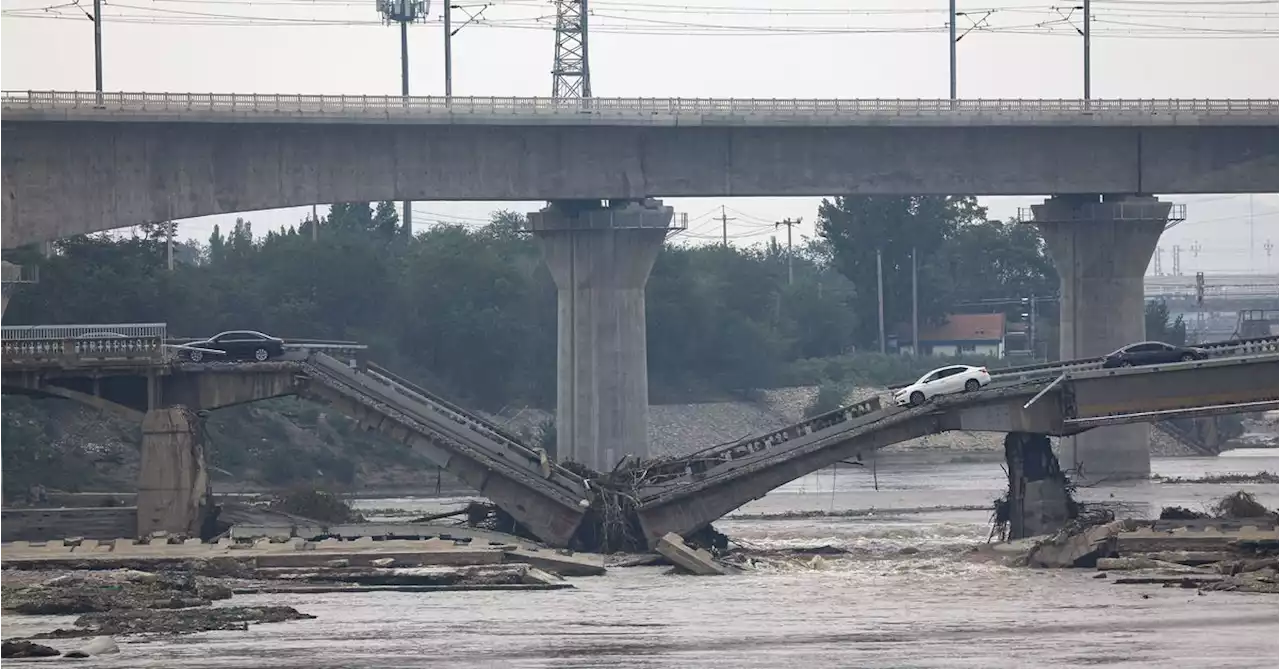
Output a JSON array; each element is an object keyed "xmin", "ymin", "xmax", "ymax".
[{"xmin": 551, "ymin": 0, "xmax": 591, "ymax": 99}]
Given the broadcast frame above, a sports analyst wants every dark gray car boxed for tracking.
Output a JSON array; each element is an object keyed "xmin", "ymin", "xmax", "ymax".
[
  {"xmin": 185, "ymin": 330, "xmax": 284, "ymax": 362},
  {"xmin": 1101, "ymin": 341, "xmax": 1207, "ymax": 368}
]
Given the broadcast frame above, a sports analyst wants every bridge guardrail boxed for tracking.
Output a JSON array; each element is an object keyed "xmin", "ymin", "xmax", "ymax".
[
  {"xmin": 3, "ymin": 322, "xmax": 167, "ymax": 340},
  {"xmin": 1, "ymin": 334, "xmax": 166, "ymax": 365},
  {"xmin": 632, "ymin": 396, "xmax": 886, "ymax": 490},
  {"xmin": 4, "ymin": 91, "xmax": 1277, "ymax": 118}
]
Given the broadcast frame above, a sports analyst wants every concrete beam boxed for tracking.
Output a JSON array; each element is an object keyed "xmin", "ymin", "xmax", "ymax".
[
  {"xmin": 1066, "ymin": 355, "xmax": 1279, "ymax": 421},
  {"xmin": 162, "ymin": 363, "xmax": 301, "ymax": 410},
  {"xmin": 4, "ymin": 121, "xmax": 1275, "ymax": 248}
]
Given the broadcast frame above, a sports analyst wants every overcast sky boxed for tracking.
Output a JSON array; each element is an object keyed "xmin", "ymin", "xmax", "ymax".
[{"xmin": 3, "ymin": 0, "xmax": 1278, "ymax": 274}]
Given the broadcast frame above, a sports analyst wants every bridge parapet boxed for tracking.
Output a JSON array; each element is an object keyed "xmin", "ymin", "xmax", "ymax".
[
  {"xmin": 0, "ymin": 332, "xmax": 167, "ymax": 365},
  {"xmin": 4, "ymin": 91, "xmax": 1276, "ymax": 126}
]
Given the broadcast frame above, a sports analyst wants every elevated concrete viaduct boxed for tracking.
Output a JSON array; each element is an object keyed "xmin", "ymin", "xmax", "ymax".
[
  {"xmin": 2, "ymin": 93, "xmax": 1277, "ymax": 248},
  {"xmin": 4, "ymin": 91, "xmax": 1277, "ymax": 478}
]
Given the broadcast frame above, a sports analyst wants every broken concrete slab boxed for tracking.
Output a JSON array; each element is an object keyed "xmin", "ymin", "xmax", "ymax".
[
  {"xmin": 1095, "ymin": 557, "xmax": 1204, "ymax": 573},
  {"xmin": 502, "ymin": 547, "xmax": 605, "ymax": 577},
  {"xmin": 1027, "ymin": 520, "xmax": 1124, "ymax": 568},
  {"xmin": 655, "ymin": 533, "xmax": 734, "ymax": 576}
]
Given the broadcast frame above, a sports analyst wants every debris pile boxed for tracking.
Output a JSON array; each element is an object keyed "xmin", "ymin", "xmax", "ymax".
[
  {"xmin": 1021, "ymin": 491, "xmax": 1278, "ymax": 594},
  {"xmin": 1, "ymin": 569, "xmax": 315, "ymax": 646}
]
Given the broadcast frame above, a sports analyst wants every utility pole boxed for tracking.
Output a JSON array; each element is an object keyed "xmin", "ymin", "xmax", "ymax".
[
  {"xmin": 948, "ymin": 0, "xmax": 957, "ymax": 101},
  {"xmin": 717, "ymin": 206, "xmax": 735, "ymax": 247},
  {"xmin": 377, "ymin": 0, "xmax": 426, "ymax": 238},
  {"xmin": 166, "ymin": 222, "xmax": 174, "ymax": 271},
  {"xmin": 911, "ymin": 247, "xmax": 919, "ymax": 355},
  {"xmin": 1171, "ymin": 244, "xmax": 1182, "ymax": 276},
  {"xmin": 876, "ymin": 248, "xmax": 886, "ymax": 354},
  {"xmin": 311, "ymin": 204, "xmax": 319, "ymax": 241},
  {"xmin": 1249, "ymin": 194, "xmax": 1255, "ymax": 271},
  {"xmin": 1083, "ymin": 0, "xmax": 1091, "ymax": 100},
  {"xmin": 775, "ymin": 218, "xmax": 799, "ymax": 285},
  {"xmin": 93, "ymin": 0, "xmax": 103, "ymax": 102},
  {"xmin": 1153, "ymin": 246, "xmax": 1164, "ymax": 276},
  {"xmin": 444, "ymin": 2, "xmax": 453, "ymax": 99}
]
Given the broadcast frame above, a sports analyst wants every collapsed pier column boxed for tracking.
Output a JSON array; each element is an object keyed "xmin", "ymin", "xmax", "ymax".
[
  {"xmin": 138, "ymin": 406, "xmax": 211, "ymax": 537},
  {"xmin": 1003, "ymin": 432, "xmax": 1077, "ymax": 540},
  {"xmin": 1028, "ymin": 195, "xmax": 1179, "ymax": 481},
  {"xmin": 525, "ymin": 199, "xmax": 677, "ymax": 471}
]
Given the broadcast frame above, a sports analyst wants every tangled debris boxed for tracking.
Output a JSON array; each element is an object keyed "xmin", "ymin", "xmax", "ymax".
[
  {"xmin": 1210, "ymin": 491, "xmax": 1274, "ymax": 519},
  {"xmin": 1159, "ymin": 506, "xmax": 1209, "ymax": 520},
  {"xmin": 1151, "ymin": 471, "xmax": 1279, "ymax": 485},
  {"xmin": 266, "ymin": 488, "xmax": 365, "ymax": 524}
]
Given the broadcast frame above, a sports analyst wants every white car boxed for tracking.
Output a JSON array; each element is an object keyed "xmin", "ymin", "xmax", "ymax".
[{"xmin": 893, "ymin": 364, "xmax": 992, "ymax": 407}]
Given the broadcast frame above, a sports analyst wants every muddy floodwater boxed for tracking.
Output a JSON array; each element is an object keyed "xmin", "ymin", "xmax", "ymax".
[{"xmin": 5, "ymin": 452, "xmax": 1278, "ymax": 668}]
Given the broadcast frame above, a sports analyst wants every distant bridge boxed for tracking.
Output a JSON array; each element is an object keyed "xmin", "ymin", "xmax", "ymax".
[{"xmin": 2, "ymin": 324, "xmax": 1275, "ymax": 549}]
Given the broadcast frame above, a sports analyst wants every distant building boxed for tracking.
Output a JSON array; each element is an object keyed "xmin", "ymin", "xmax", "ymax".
[{"xmin": 897, "ymin": 313, "xmax": 1007, "ymax": 358}]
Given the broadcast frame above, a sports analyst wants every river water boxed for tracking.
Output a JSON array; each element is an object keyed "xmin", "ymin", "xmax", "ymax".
[{"xmin": 6, "ymin": 452, "xmax": 1278, "ymax": 668}]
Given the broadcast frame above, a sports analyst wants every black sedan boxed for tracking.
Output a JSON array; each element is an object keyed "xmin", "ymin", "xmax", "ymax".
[
  {"xmin": 1101, "ymin": 341, "xmax": 1209, "ymax": 368},
  {"xmin": 185, "ymin": 330, "xmax": 285, "ymax": 362}
]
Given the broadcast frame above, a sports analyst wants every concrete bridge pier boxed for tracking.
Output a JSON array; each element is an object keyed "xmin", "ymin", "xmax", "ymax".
[
  {"xmin": 525, "ymin": 199, "xmax": 675, "ymax": 472},
  {"xmin": 1030, "ymin": 194, "xmax": 1173, "ymax": 481},
  {"xmin": 137, "ymin": 406, "xmax": 211, "ymax": 537}
]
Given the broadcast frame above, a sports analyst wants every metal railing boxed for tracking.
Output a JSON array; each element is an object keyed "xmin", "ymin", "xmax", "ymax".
[
  {"xmin": 4, "ymin": 91, "xmax": 1278, "ymax": 117},
  {"xmin": 888, "ymin": 335, "xmax": 1280, "ymax": 390},
  {"xmin": 2, "ymin": 322, "xmax": 167, "ymax": 340}
]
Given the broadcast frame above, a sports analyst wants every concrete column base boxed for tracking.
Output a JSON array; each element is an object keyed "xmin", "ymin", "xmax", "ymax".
[
  {"xmin": 1031, "ymin": 194, "xmax": 1171, "ymax": 481},
  {"xmin": 138, "ymin": 406, "xmax": 210, "ymax": 537},
  {"xmin": 526, "ymin": 199, "xmax": 675, "ymax": 472}
]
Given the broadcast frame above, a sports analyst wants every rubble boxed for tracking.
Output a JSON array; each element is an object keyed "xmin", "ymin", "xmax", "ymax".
[
  {"xmin": 1011, "ymin": 490, "xmax": 1279, "ymax": 595},
  {"xmin": 1, "ymin": 640, "xmax": 61, "ymax": 658},
  {"xmin": 32, "ymin": 606, "xmax": 316, "ymax": 638}
]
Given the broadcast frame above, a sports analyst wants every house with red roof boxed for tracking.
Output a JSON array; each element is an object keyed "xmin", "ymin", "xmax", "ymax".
[{"xmin": 897, "ymin": 313, "xmax": 1008, "ymax": 358}]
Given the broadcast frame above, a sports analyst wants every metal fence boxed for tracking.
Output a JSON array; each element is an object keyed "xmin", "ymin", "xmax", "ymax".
[
  {"xmin": 1, "ymin": 322, "xmax": 167, "ymax": 340},
  {"xmin": 4, "ymin": 91, "xmax": 1277, "ymax": 117}
]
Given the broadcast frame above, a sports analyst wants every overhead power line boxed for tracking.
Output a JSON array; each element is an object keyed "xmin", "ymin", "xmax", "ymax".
[{"xmin": 4, "ymin": 0, "xmax": 1275, "ymax": 37}]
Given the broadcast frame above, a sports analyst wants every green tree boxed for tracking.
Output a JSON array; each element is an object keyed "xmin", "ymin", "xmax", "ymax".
[
  {"xmin": 817, "ymin": 195, "xmax": 987, "ymax": 348},
  {"xmin": 942, "ymin": 219, "xmax": 1059, "ymax": 306},
  {"xmin": 1146, "ymin": 300, "xmax": 1187, "ymax": 346}
]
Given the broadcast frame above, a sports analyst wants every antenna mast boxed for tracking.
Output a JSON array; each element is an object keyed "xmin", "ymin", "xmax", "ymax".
[{"xmin": 551, "ymin": 0, "xmax": 591, "ymax": 99}]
